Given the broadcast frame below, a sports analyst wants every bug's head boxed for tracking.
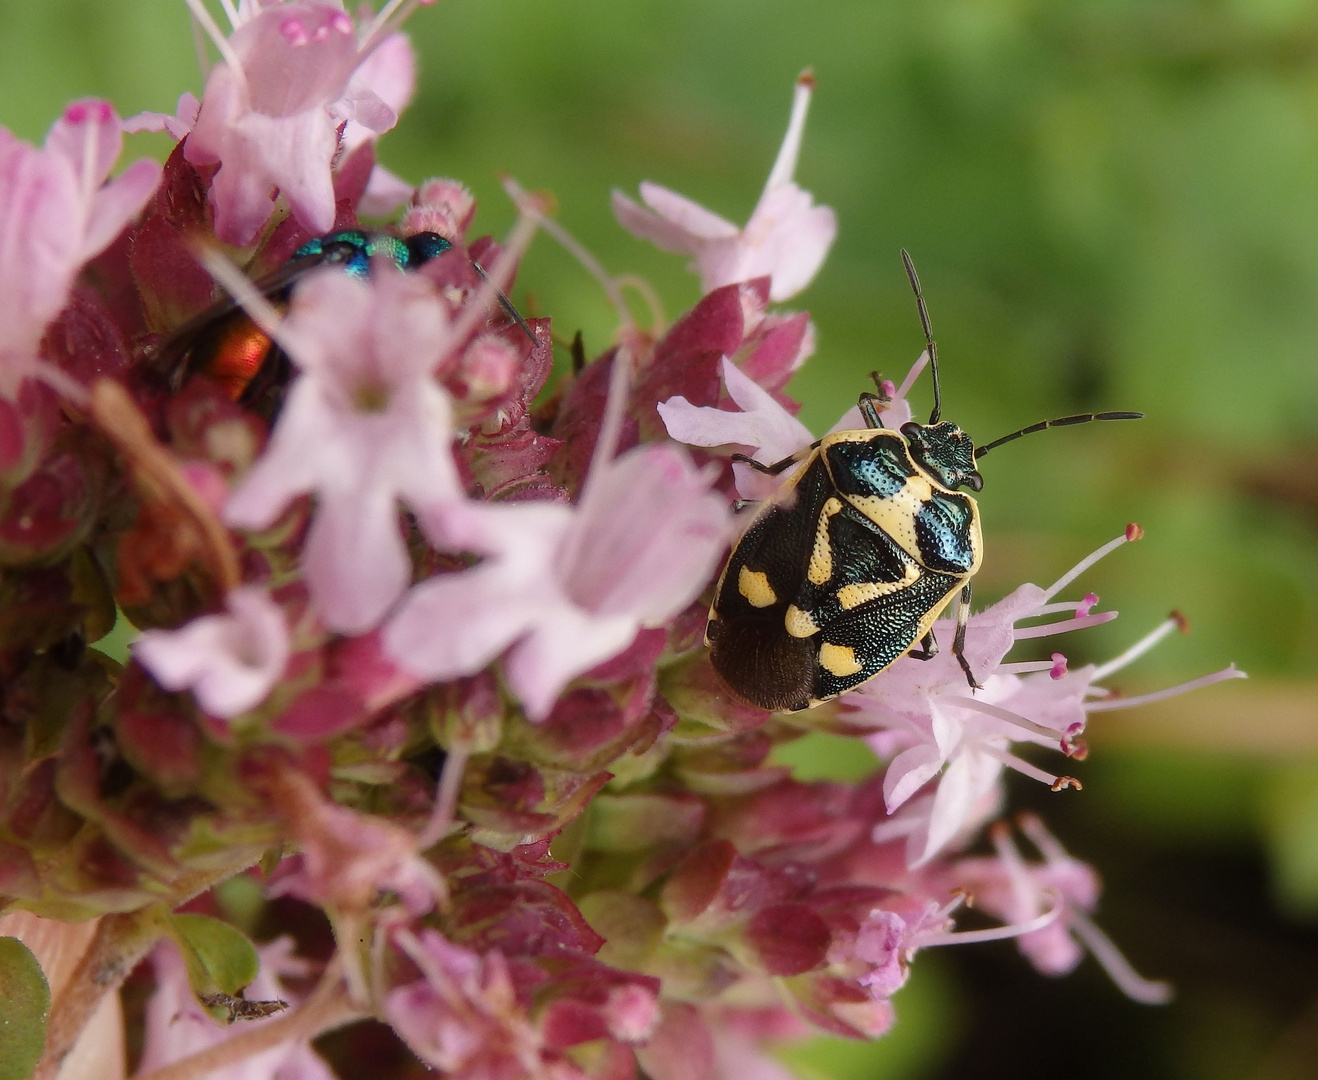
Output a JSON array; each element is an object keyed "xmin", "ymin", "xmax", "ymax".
[{"xmin": 901, "ymin": 420, "xmax": 984, "ymax": 492}]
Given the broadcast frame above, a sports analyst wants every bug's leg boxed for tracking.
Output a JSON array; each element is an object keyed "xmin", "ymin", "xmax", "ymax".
[
  {"xmin": 952, "ymin": 581, "xmax": 982, "ymax": 690},
  {"xmin": 908, "ymin": 630, "xmax": 939, "ymax": 661},
  {"xmin": 858, "ymin": 371, "xmax": 893, "ymax": 429},
  {"xmin": 731, "ymin": 449, "xmax": 809, "ymax": 476},
  {"xmin": 858, "ymin": 394, "xmax": 886, "ymax": 430}
]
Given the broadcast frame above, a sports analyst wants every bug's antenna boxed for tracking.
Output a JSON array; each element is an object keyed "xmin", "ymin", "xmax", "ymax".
[
  {"xmin": 975, "ymin": 411, "xmax": 1144, "ymax": 459},
  {"xmin": 900, "ymin": 249, "xmax": 941, "ymax": 425}
]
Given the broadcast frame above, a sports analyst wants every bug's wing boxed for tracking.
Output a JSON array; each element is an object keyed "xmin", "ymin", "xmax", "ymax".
[
  {"xmin": 790, "ymin": 503, "xmax": 959, "ymax": 703},
  {"xmin": 707, "ymin": 456, "xmax": 834, "ymax": 711}
]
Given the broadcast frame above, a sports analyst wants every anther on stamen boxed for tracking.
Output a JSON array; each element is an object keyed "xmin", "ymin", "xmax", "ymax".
[
  {"xmin": 1125, "ymin": 522, "xmax": 1144, "ymax": 542},
  {"xmin": 1077, "ymin": 593, "xmax": 1098, "ymax": 617},
  {"xmin": 1171, "ymin": 609, "xmax": 1189, "ymax": 633},
  {"xmin": 1050, "ymin": 776, "xmax": 1082, "ymax": 792},
  {"xmin": 1050, "ymin": 652, "xmax": 1067, "ymax": 679},
  {"xmin": 1062, "ymin": 739, "xmax": 1089, "ymax": 761}
]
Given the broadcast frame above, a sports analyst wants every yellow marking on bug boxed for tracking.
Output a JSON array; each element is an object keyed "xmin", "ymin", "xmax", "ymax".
[
  {"xmin": 784, "ymin": 604, "xmax": 820, "ymax": 638},
  {"xmin": 738, "ymin": 566, "xmax": 778, "ymax": 608},
  {"xmin": 808, "ymin": 497, "xmax": 844, "ymax": 585},
  {"xmin": 844, "ymin": 480, "xmax": 933, "ymax": 562},
  {"xmin": 836, "ymin": 563, "xmax": 921, "ymax": 609},
  {"xmin": 819, "ymin": 642, "xmax": 864, "ymax": 677}
]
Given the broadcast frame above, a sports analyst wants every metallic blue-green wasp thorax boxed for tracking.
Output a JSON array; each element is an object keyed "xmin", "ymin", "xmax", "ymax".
[{"xmin": 291, "ymin": 229, "xmax": 452, "ymax": 279}]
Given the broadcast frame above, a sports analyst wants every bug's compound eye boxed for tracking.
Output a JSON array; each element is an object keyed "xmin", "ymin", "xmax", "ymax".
[
  {"xmin": 900, "ymin": 422, "xmax": 922, "ymax": 440},
  {"xmin": 966, "ymin": 470, "xmax": 984, "ymax": 492}
]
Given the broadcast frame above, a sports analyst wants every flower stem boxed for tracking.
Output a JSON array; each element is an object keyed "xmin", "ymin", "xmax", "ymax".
[
  {"xmin": 89, "ymin": 378, "xmax": 242, "ymax": 593},
  {"xmin": 34, "ymin": 909, "xmax": 164, "ymax": 1080},
  {"xmin": 134, "ymin": 959, "xmax": 362, "ymax": 1080}
]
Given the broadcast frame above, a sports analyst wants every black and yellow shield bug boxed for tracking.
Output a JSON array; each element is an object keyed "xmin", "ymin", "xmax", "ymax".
[{"xmin": 706, "ymin": 251, "xmax": 1142, "ymax": 712}]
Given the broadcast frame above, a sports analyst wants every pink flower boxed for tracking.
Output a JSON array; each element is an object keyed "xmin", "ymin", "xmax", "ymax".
[
  {"xmin": 179, "ymin": 0, "xmax": 420, "ymax": 244},
  {"xmin": 122, "ymin": 91, "xmax": 201, "ymax": 140},
  {"xmin": 613, "ymin": 71, "xmax": 836, "ymax": 302},
  {"xmin": 860, "ymin": 530, "xmax": 1245, "ymax": 867},
  {"xmin": 952, "ymin": 815, "xmax": 1173, "ymax": 1003},
  {"xmin": 224, "ymin": 268, "xmax": 465, "ymax": 634},
  {"xmin": 266, "ymin": 770, "xmax": 445, "ymax": 916},
  {"xmin": 134, "ymin": 585, "xmax": 289, "ymax": 718},
  {"xmin": 0, "ymin": 100, "xmax": 159, "ymax": 396},
  {"xmin": 138, "ymin": 937, "xmax": 335, "ymax": 1080},
  {"xmin": 659, "ymin": 353, "xmax": 920, "ymax": 499},
  {"xmin": 385, "ymin": 443, "xmax": 731, "ymax": 720},
  {"xmin": 658, "ymin": 357, "xmax": 812, "ymax": 500},
  {"xmin": 385, "ymin": 929, "xmax": 557, "ymax": 1080}
]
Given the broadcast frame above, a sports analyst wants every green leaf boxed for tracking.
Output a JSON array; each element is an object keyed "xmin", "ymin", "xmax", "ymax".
[
  {"xmin": 168, "ymin": 914, "xmax": 259, "ymax": 998},
  {"xmin": 0, "ymin": 936, "xmax": 51, "ymax": 1080}
]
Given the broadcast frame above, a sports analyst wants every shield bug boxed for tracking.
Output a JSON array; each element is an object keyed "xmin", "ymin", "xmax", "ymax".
[
  {"xmin": 149, "ymin": 228, "xmax": 532, "ymax": 415},
  {"xmin": 706, "ymin": 251, "xmax": 1141, "ymax": 712}
]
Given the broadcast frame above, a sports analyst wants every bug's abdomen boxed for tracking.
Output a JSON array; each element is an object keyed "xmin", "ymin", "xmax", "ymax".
[{"xmin": 707, "ymin": 459, "xmax": 833, "ymax": 711}]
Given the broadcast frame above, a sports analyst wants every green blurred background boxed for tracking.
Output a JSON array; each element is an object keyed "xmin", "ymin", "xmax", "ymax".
[{"xmin": 4, "ymin": 1, "xmax": 1318, "ymax": 1076}]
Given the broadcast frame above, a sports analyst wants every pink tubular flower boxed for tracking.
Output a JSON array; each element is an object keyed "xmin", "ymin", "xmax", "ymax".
[
  {"xmin": 138, "ymin": 937, "xmax": 335, "ymax": 1080},
  {"xmin": 385, "ymin": 929, "xmax": 557, "ymax": 1080},
  {"xmin": 177, "ymin": 0, "xmax": 420, "ymax": 244},
  {"xmin": 612, "ymin": 71, "xmax": 837, "ymax": 302},
  {"xmin": 0, "ymin": 100, "xmax": 159, "ymax": 397},
  {"xmin": 266, "ymin": 770, "xmax": 445, "ymax": 917},
  {"xmin": 224, "ymin": 268, "xmax": 465, "ymax": 634},
  {"xmin": 660, "ymin": 352, "xmax": 920, "ymax": 499},
  {"xmin": 859, "ymin": 529, "xmax": 1245, "ymax": 867},
  {"xmin": 133, "ymin": 586, "xmax": 290, "ymax": 718},
  {"xmin": 385, "ymin": 442, "xmax": 731, "ymax": 720},
  {"xmin": 952, "ymin": 815, "xmax": 1173, "ymax": 1003}
]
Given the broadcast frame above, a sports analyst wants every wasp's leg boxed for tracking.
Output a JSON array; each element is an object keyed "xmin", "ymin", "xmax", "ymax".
[
  {"xmin": 730, "ymin": 446, "xmax": 815, "ymax": 476},
  {"xmin": 952, "ymin": 581, "xmax": 982, "ymax": 690},
  {"xmin": 908, "ymin": 630, "xmax": 939, "ymax": 662}
]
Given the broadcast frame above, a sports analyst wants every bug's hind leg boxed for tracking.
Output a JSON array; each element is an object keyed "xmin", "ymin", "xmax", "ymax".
[
  {"xmin": 908, "ymin": 630, "xmax": 939, "ymax": 661},
  {"xmin": 952, "ymin": 581, "xmax": 982, "ymax": 690}
]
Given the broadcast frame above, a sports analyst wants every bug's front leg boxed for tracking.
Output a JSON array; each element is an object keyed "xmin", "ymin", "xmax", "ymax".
[
  {"xmin": 952, "ymin": 581, "xmax": 982, "ymax": 690},
  {"xmin": 908, "ymin": 630, "xmax": 939, "ymax": 661},
  {"xmin": 858, "ymin": 371, "xmax": 893, "ymax": 429},
  {"xmin": 731, "ymin": 446, "xmax": 815, "ymax": 476}
]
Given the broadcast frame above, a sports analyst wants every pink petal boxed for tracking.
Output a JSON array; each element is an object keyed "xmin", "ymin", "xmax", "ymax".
[
  {"xmin": 234, "ymin": 4, "xmax": 359, "ymax": 116},
  {"xmin": 133, "ymin": 586, "xmax": 289, "ymax": 718},
  {"xmin": 564, "ymin": 444, "xmax": 730, "ymax": 624},
  {"xmin": 45, "ymin": 99, "xmax": 121, "ymax": 190},
  {"xmin": 505, "ymin": 606, "xmax": 643, "ymax": 720},
  {"xmin": 639, "ymin": 181, "xmax": 740, "ymax": 240},
  {"xmin": 301, "ymin": 486, "xmax": 411, "ymax": 633},
  {"xmin": 612, "ymin": 186, "xmax": 734, "ymax": 256},
  {"xmin": 385, "ymin": 501, "xmax": 574, "ymax": 680},
  {"xmin": 881, "ymin": 743, "xmax": 943, "ymax": 811},
  {"xmin": 358, "ymin": 163, "xmax": 414, "ymax": 217},
  {"xmin": 240, "ymin": 107, "xmax": 339, "ymax": 236},
  {"xmin": 224, "ymin": 380, "xmax": 330, "ymax": 528},
  {"xmin": 79, "ymin": 158, "xmax": 161, "ymax": 262}
]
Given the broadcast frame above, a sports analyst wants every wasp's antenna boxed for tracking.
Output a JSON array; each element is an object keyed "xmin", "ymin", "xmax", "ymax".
[
  {"xmin": 472, "ymin": 260, "xmax": 538, "ymax": 345},
  {"xmin": 900, "ymin": 249, "xmax": 941, "ymax": 425},
  {"xmin": 975, "ymin": 411, "xmax": 1144, "ymax": 459}
]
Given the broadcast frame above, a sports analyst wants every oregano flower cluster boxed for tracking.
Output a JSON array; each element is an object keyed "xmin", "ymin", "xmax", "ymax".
[{"xmin": 0, "ymin": 4, "xmax": 1241, "ymax": 1079}]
